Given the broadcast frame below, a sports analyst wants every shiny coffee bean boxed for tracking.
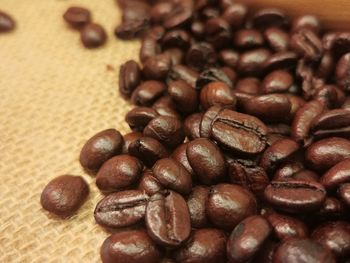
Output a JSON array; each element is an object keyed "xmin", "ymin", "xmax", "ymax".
[
  {"xmin": 336, "ymin": 53, "xmax": 350, "ymax": 92},
  {"xmin": 267, "ymin": 124, "xmax": 291, "ymax": 136},
  {"xmin": 219, "ymin": 49, "xmax": 240, "ymax": 68},
  {"xmin": 227, "ymin": 215, "xmax": 272, "ymax": 263},
  {"xmin": 40, "ymin": 175, "xmax": 89, "ymax": 217},
  {"xmin": 167, "ymin": 64, "xmax": 199, "ymax": 88},
  {"xmin": 140, "ymin": 35, "xmax": 161, "ymax": 63},
  {"xmin": 164, "ymin": 48, "xmax": 185, "ymax": 66},
  {"xmin": 150, "ymin": 2, "xmax": 173, "ymax": 24},
  {"xmin": 122, "ymin": 131, "xmax": 143, "ymax": 154},
  {"xmin": 131, "ymin": 81, "xmax": 166, "ymax": 106},
  {"xmin": 338, "ymin": 183, "xmax": 350, "ymax": 206},
  {"xmin": 292, "ymin": 15, "xmax": 321, "ymax": 33},
  {"xmin": 205, "ymin": 18, "xmax": 231, "ymax": 49},
  {"xmin": 222, "ymin": 4, "xmax": 247, "ymax": 30},
  {"xmin": 186, "ymin": 42, "xmax": 217, "ymax": 70},
  {"xmin": 162, "ymin": 29, "xmax": 190, "ymax": 50},
  {"xmin": 313, "ymin": 85, "xmax": 343, "ymax": 109},
  {"xmin": 264, "ymin": 27, "xmax": 289, "ymax": 52},
  {"xmin": 100, "ymin": 230, "xmax": 162, "ymax": 263},
  {"xmin": 63, "ymin": 7, "xmax": 91, "ymax": 29},
  {"xmin": 168, "ymin": 80, "xmax": 199, "ymax": 114},
  {"xmin": 317, "ymin": 197, "xmax": 345, "ymax": 218},
  {"xmin": 125, "ymin": 107, "xmax": 159, "ymax": 131},
  {"xmin": 96, "ymin": 155, "xmax": 143, "ymax": 192},
  {"xmin": 273, "ymin": 161, "xmax": 304, "ymax": 181},
  {"xmin": 80, "ymin": 129, "xmax": 123, "ymax": 173},
  {"xmin": 173, "ymin": 228, "xmax": 227, "ymax": 263},
  {"xmin": 264, "ymin": 51, "xmax": 298, "ymax": 72},
  {"xmin": 164, "ymin": 7, "xmax": 192, "ymax": 29},
  {"xmin": 94, "ymin": 190, "xmax": 149, "ymax": 228},
  {"xmin": 234, "ymin": 29, "xmax": 264, "ymax": 49},
  {"xmin": 206, "ymin": 184, "xmax": 257, "ymax": 230},
  {"xmin": 264, "ymin": 180, "xmax": 326, "ymax": 213},
  {"xmin": 80, "ymin": 23, "xmax": 107, "ymax": 48},
  {"xmin": 145, "ymin": 190, "xmax": 191, "ymax": 247},
  {"xmin": 120, "ymin": 1, "xmax": 150, "ymax": 23},
  {"xmin": 252, "ymin": 8, "xmax": 289, "ymax": 30},
  {"xmin": 261, "ymin": 70, "xmax": 293, "ymax": 94},
  {"xmin": 184, "ymin": 113, "xmax": 202, "ymax": 140},
  {"xmin": 187, "ymin": 185, "xmax": 209, "ymax": 228},
  {"xmin": 196, "ymin": 68, "xmax": 233, "ymax": 90},
  {"xmin": 171, "ymin": 143, "xmax": 196, "ymax": 177},
  {"xmin": 200, "ymin": 81, "xmax": 236, "ymax": 110},
  {"xmin": 200, "ymin": 106, "xmax": 223, "ymax": 138},
  {"xmin": 235, "ymin": 77, "xmax": 261, "ymax": 94},
  {"xmin": 251, "ymin": 239, "xmax": 278, "ymax": 263},
  {"xmin": 119, "ymin": 60, "xmax": 142, "ymax": 98},
  {"xmin": 143, "ymin": 54, "xmax": 171, "ymax": 80},
  {"xmin": 290, "ymin": 29, "xmax": 323, "ymax": 61},
  {"xmin": 191, "ymin": 20, "xmax": 205, "ymax": 39},
  {"xmin": 152, "ymin": 158, "xmax": 192, "ymax": 195},
  {"xmin": 115, "ymin": 19, "xmax": 149, "ymax": 40},
  {"xmin": 138, "ymin": 170, "xmax": 163, "ymax": 196},
  {"xmin": 238, "ymin": 48, "xmax": 271, "ymax": 76}
]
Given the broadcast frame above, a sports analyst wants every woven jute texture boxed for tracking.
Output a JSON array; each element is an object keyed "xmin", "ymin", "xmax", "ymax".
[{"xmin": 0, "ymin": 1, "xmax": 137, "ymax": 262}]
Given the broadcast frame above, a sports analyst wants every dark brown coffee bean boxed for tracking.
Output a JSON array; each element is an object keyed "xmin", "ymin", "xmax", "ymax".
[
  {"xmin": 200, "ymin": 7, "xmax": 220, "ymax": 20},
  {"xmin": 219, "ymin": 49, "xmax": 240, "ymax": 69},
  {"xmin": 167, "ymin": 64, "xmax": 199, "ymax": 88},
  {"xmin": 315, "ymin": 52, "xmax": 334, "ymax": 81},
  {"xmin": 252, "ymin": 8, "xmax": 289, "ymax": 30},
  {"xmin": 129, "ymin": 137, "xmax": 168, "ymax": 167},
  {"xmin": 320, "ymin": 159, "xmax": 350, "ymax": 190},
  {"xmin": 121, "ymin": 1, "xmax": 150, "ymax": 23},
  {"xmin": 131, "ymin": 81, "xmax": 166, "ymax": 106},
  {"xmin": 100, "ymin": 230, "xmax": 162, "ymax": 263},
  {"xmin": 273, "ymin": 238, "xmax": 336, "ymax": 263},
  {"xmin": 94, "ymin": 190, "xmax": 149, "ymax": 228},
  {"xmin": 184, "ymin": 113, "xmax": 202, "ymax": 140},
  {"xmin": 187, "ymin": 138, "xmax": 226, "ymax": 185},
  {"xmin": 80, "ymin": 23, "xmax": 107, "ymax": 48},
  {"xmin": 80, "ymin": 129, "xmax": 123, "ymax": 173},
  {"xmin": 265, "ymin": 211, "xmax": 308, "ymax": 240},
  {"xmin": 119, "ymin": 60, "xmax": 142, "ymax": 98},
  {"xmin": 243, "ymin": 94, "xmax": 291, "ymax": 123},
  {"xmin": 187, "ymin": 185, "xmax": 209, "ymax": 228},
  {"xmin": 290, "ymin": 29, "xmax": 323, "ymax": 61},
  {"xmin": 122, "ymin": 131, "xmax": 143, "ymax": 154},
  {"xmin": 168, "ymin": 80, "xmax": 199, "ymax": 114},
  {"xmin": 205, "ymin": 18, "xmax": 231, "ymax": 49},
  {"xmin": 306, "ymin": 137, "xmax": 350, "ymax": 172},
  {"xmin": 152, "ymin": 158, "xmax": 192, "ymax": 195},
  {"xmin": 143, "ymin": 54, "xmax": 171, "ymax": 80},
  {"xmin": 264, "ymin": 180, "xmax": 326, "ymax": 213},
  {"xmin": 264, "ymin": 51, "xmax": 298, "ymax": 72},
  {"xmin": 150, "ymin": 2, "xmax": 173, "ymax": 24},
  {"xmin": 186, "ymin": 42, "xmax": 217, "ymax": 70},
  {"xmin": 152, "ymin": 97, "xmax": 181, "ymax": 120},
  {"xmin": 260, "ymin": 139, "xmax": 300, "ymax": 174},
  {"xmin": 140, "ymin": 36, "xmax": 161, "ymax": 63},
  {"xmin": 173, "ymin": 228, "xmax": 227, "ymax": 263},
  {"xmin": 291, "ymin": 170, "xmax": 320, "ymax": 182},
  {"xmin": 235, "ymin": 77, "xmax": 261, "ymax": 94},
  {"xmin": 227, "ymin": 215, "xmax": 272, "ymax": 263},
  {"xmin": 337, "ymin": 183, "xmax": 350, "ymax": 206},
  {"xmin": 313, "ymin": 85, "xmax": 343, "ymax": 109},
  {"xmin": 144, "ymin": 115, "xmax": 185, "ymax": 148},
  {"xmin": 273, "ymin": 161, "xmax": 304, "ymax": 181},
  {"xmin": 336, "ymin": 53, "xmax": 350, "ymax": 92},
  {"xmin": 40, "ymin": 175, "xmax": 89, "ymax": 217},
  {"xmin": 200, "ymin": 81, "xmax": 236, "ymax": 110},
  {"xmin": 138, "ymin": 169, "xmax": 163, "ymax": 196},
  {"xmin": 200, "ymin": 106, "xmax": 222, "ymax": 138},
  {"xmin": 162, "ymin": 30, "xmax": 190, "ymax": 50},
  {"xmin": 196, "ymin": 68, "xmax": 233, "ymax": 90},
  {"xmin": 292, "ymin": 15, "xmax": 321, "ymax": 33},
  {"xmin": 291, "ymin": 100, "xmax": 324, "ymax": 143},
  {"xmin": 145, "ymin": 190, "xmax": 191, "ymax": 247},
  {"xmin": 211, "ymin": 109, "xmax": 268, "ymax": 155},
  {"xmin": 238, "ymin": 48, "xmax": 271, "ymax": 76},
  {"xmin": 261, "ymin": 70, "xmax": 293, "ymax": 94},
  {"xmin": 164, "ymin": 7, "xmax": 193, "ymax": 29},
  {"xmin": 115, "ymin": 19, "xmax": 149, "ymax": 40},
  {"xmin": 312, "ymin": 221, "xmax": 350, "ymax": 260},
  {"xmin": 125, "ymin": 107, "xmax": 159, "ymax": 131},
  {"xmin": 0, "ymin": 10, "xmax": 15, "ymax": 32},
  {"xmin": 234, "ymin": 29, "xmax": 264, "ymax": 49},
  {"xmin": 222, "ymin": 4, "xmax": 247, "ymax": 30},
  {"xmin": 206, "ymin": 184, "xmax": 257, "ymax": 230},
  {"xmin": 96, "ymin": 155, "xmax": 143, "ymax": 192},
  {"xmin": 264, "ymin": 27, "xmax": 289, "ymax": 52},
  {"xmin": 172, "ymin": 143, "xmax": 196, "ymax": 177},
  {"xmin": 63, "ymin": 7, "xmax": 91, "ymax": 29}
]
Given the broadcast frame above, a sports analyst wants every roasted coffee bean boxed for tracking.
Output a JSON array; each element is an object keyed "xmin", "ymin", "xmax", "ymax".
[
  {"xmin": 152, "ymin": 158, "xmax": 192, "ymax": 195},
  {"xmin": 173, "ymin": 228, "xmax": 227, "ymax": 263},
  {"xmin": 228, "ymin": 159, "xmax": 269, "ymax": 197},
  {"xmin": 138, "ymin": 170, "xmax": 163, "ymax": 196},
  {"xmin": 119, "ymin": 60, "xmax": 142, "ymax": 97},
  {"xmin": 238, "ymin": 48, "xmax": 271, "ymax": 76},
  {"xmin": 63, "ymin": 7, "xmax": 91, "ymax": 29},
  {"xmin": 265, "ymin": 211, "xmax": 308, "ymax": 240},
  {"xmin": 219, "ymin": 49, "xmax": 240, "ymax": 69},
  {"xmin": 162, "ymin": 29, "xmax": 190, "ymax": 50},
  {"xmin": 100, "ymin": 230, "xmax": 162, "ymax": 263},
  {"xmin": 121, "ymin": 1, "xmax": 150, "ymax": 23},
  {"xmin": 306, "ymin": 137, "xmax": 350, "ymax": 172},
  {"xmin": 125, "ymin": 107, "xmax": 159, "ymax": 131},
  {"xmin": 336, "ymin": 53, "xmax": 350, "ymax": 92},
  {"xmin": 205, "ymin": 18, "xmax": 231, "ymax": 49},
  {"xmin": 186, "ymin": 42, "xmax": 217, "ymax": 70},
  {"xmin": 252, "ymin": 8, "xmax": 289, "ymax": 30},
  {"xmin": 290, "ymin": 29, "xmax": 323, "ymax": 61},
  {"xmin": 264, "ymin": 51, "xmax": 298, "ymax": 72},
  {"xmin": 131, "ymin": 81, "xmax": 166, "ymax": 106},
  {"xmin": 291, "ymin": 100, "xmax": 324, "ymax": 143},
  {"xmin": 40, "ymin": 175, "xmax": 89, "ymax": 217},
  {"xmin": 211, "ymin": 109, "xmax": 268, "ymax": 155},
  {"xmin": 200, "ymin": 106, "xmax": 223, "ymax": 138},
  {"xmin": 264, "ymin": 180, "xmax": 326, "ymax": 213},
  {"xmin": 0, "ymin": 10, "xmax": 15, "ymax": 32},
  {"xmin": 145, "ymin": 190, "xmax": 191, "ymax": 247},
  {"xmin": 329, "ymin": 32, "xmax": 350, "ymax": 59},
  {"xmin": 321, "ymin": 159, "xmax": 350, "ymax": 190},
  {"xmin": 168, "ymin": 80, "xmax": 199, "ymax": 114},
  {"xmin": 243, "ymin": 94, "xmax": 291, "ymax": 123},
  {"xmin": 152, "ymin": 100, "xmax": 181, "ymax": 119},
  {"xmin": 260, "ymin": 138, "xmax": 300, "ymax": 174},
  {"xmin": 144, "ymin": 115, "xmax": 185, "ymax": 148},
  {"xmin": 150, "ymin": 2, "xmax": 173, "ymax": 24},
  {"xmin": 167, "ymin": 64, "xmax": 199, "ymax": 88},
  {"xmin": 80, "ymin": 129, "xmax": 123, "ymax": 173},
  {"xmin": 273, "ymin": 161, "xmax": 304, "ymax": 181},
  {"xmin": 94, "ymin": 190, "xmax": 149, "ymax": 228},
  {"xmin": 143, "ymin": 54, "xmax": 171, "ymax": 80},
  {"xmin": 187, "ymin": 185, "xmax": 209, "ymax": 228},
  {"xmin": 196, "ymin": 68, "xmax": 233, "ymax": 90},
  {"xmin": 184, "ymin": 113, "xmax": 202, "ymax": 140},
  {"xmin": 140, "ymin": 36, "xmax": 161, "ymax": 63},
  {"xmin": 80, "ymin": 23, "xmax": 107, "ymax": 48},
  {"xmin": 164, "ymin": 7, "xmax": 193, "ymax": 29},
  {"xmin": 312, "ymin": 221, "xmax": 350, "ymax": 259},
  {"xmin": 290, "ymin": 170, "xmax": 320, "ymax": 182},
  {"xmin": 227, "ymin": 215, "xmax": 272, "ymax": 263},
  {"xmin": 122, "ymin": 131, "xmax": 143, "ymax": 154},
  {"xmin": 338, "ymin": 183, "xmax": 350, "ymax": 206},
  {"xmin": 206, "ymin": 184, "xmax": 257, "ymax": 230},
  {"xmin": 187, "ymin": 138, "xmax": 226, "ymax": 185},
  {"xmin": 234, "ymin": 29, "xmax": 264, "ymax": 49},
  {"xmin": 292, "ymin": 15, "xmax": 321, "ymax": 33},
  {"xmin": 313, "ymin": 85, "xmax": 343, "ymax": 109},
  {"xmin": 172, "ymin": 143, "xmax": 196, "ymax": 177},
  {"xmin": 200, "ymin": 81, "xmax": 236, "ymax": 110},
  {"xmin": 129, "ymin": 137, "xmax": 168, "ymax": 167},
  {"xmin": 261, "ymin": 70, "xmax": 293, "ymax": 94},
  {"xmin": 201, "ymin": 7, "xmax": 220, "ymax": 20},
  {"xmin": 235, "ymin": 77, "xmax": 261, "ymax": 94},
  {"xmin": 115, "ymin": 19, "xmax": 149, "ymax": 40},
  {"xmin": 264, "ymin": 27, "xmax": 289, "ymax": 52},
  {"xmin": 96, "ymin": 155, "xmax": 143, "ymax": 192},
  {"xmin": 273, "ymin": 238, "xmax": 336, "ymax": 263},
  {"xmin": 286, "ymin": 94, "xmax": 306, "ymax": 117},
  {"xmin": 222, "ymin": 3, "xmax": 247, "ymax": 30}
]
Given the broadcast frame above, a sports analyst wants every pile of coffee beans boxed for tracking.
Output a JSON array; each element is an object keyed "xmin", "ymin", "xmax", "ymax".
[
  {"xmin": 40, "ymin": 0, "xmax": 350, "ymax": 262},
  {"xmin": 0, "ymin": 10, "xmax": 15, "ymax": 33}
]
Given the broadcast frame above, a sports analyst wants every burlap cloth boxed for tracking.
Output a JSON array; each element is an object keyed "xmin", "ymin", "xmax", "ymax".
[{"xmin": 0, "ymin": 0, "xmax": 139, "ymax": 262}]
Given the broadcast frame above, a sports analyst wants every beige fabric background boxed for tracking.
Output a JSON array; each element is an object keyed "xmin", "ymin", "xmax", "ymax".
[{"xmin": 0, "ymin": 0, "xmax": 137, "ymax": 262}]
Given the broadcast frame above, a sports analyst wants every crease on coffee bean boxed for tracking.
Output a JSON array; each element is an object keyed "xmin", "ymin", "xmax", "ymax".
[
  {"xmin": 97, "ymin": 199, "xmax": 148, "ymax": 213},
  {"xmin": 270, "ymin": 182, "xmax": 325, "ymax": 192}
]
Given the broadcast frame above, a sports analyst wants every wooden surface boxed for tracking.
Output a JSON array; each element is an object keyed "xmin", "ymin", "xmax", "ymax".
[{"xmin": 237, "ymin": 0, "xmax": 350, "ymax": 31}]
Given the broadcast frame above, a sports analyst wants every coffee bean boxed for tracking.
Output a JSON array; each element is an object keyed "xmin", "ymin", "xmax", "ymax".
[
  {"xmin": 40, "ymin": 175, "xmax": 89, "ymax": 217},
  {"xmin": 80, "ymin": 23, "xmax": 107, "ymax": 48},
  {"xmin": 96, "ymin": 155, "xmax": 143, "ymax": 192},
  {"xmin": 119, "ymin": 60, "xmax": 142, "ymax": 98},
  {"xmin": 273, "ymin": 238, "xmax": 336, "ymax": 263},
  {"xmin": 273, "ymin": 161, "xmax": 304, "ymax": 181},
  {"xmin": 264, "ymin": 180, "xmax": 326, "ymax": 213},
  {"xmin": 187, "ymin": 185, "xmax": 209, "ymax": 228},
  {"xmin": 100, "ymin": 230, "xmax": 162, "ymax": 263},
  {"xmin": 80, "ymin": 129, "xmax": 123, "ymax": 173},
  {"xmin": 200, "ymin": 81, "xmax": 236, "ymax": 110},
  {"xmin": 219, "ymin": 49, "xmax": 240, "ymax": 69},
  {"xmin": 129, "ymin": 137, "xmax": 168, "ymax": 167},
  {"xmin": 125, "ymin": 107, "xmax": 159, "ymax": 131},
  {"xmin": 184, "ymin": 113, "xmax": 202, "ymax": 140},
  {"xmin": 131, "ymin": 81, "xmax": 166, "ymax": 106},
  {"xmin": 144, "ymin": 115, "xmax": 185, "ymax": 148},
  {"xmin": 140, "ymin": 36, "xmax": 161, "ymax": 63},
  {"xmin": 264, "ymin": 27, "xmax": 289, "ymax": 52},
  {"xmin": 63, "ymin": 7, "xmax": 91, "ymax": 29},
  {"xmin": 313, "ymin": 85, "xmax": 343, "ymax": 109},
  {"xmin": 152, "ymin": 96, "xmax": 181, "ymax": 120},
  {"xmin": 306, "ymin": 137, "xmax": 350, "ymax": 172},
  {"xmin": 145, "ymin": 190, "xmax": 191, "ymax": 247},
  {"xmin": 94, "ymin": 190, "xmax": 149, "ymax": 228},
  {"xmin": 267, "ymin": 124, "xmax": 291, "ymax": 136},
  {"xmin": 199, "ymin": 106, "xmax": 223, "ymax": 138},
  {"xmin": 122, "ymin": 131, "xmax": 143, "ymax": 154},
  {"xmin": 234, "ymin": 29, "xmax": 264, "ymax": 49},
  {"xmin": 171, "ymin": 143, "xmax": 196, "ymax": 177},
  {"xmin": 252, "ymin": 8, "xmax": 289, "ymax": 30},
  {"xmin": 143, "ymin": 54, "xmax": 172, "ymax": 80},
  {"xmin": 167, "ymin": 64, "xmax": 199, "ymax": 88},
  {"xmin": 162, "ymin": 29, "xmax": 190, "ymax": 50},
  {"xmin": 196, "ymin": 68, "xmax": 233, "ymax": 90},
  {"xmin": 173, "ymin": 228, "xmax": 227, "ymax": 263},
  {"xmin": 138, "ymin": 169, "xmax": 163, "ymax": 196},
  {"xmin": 206, "ymin": 184, "xmax": 257, "ymax": 230},
  {"xmin": 150, "ymin": 2, "xmax": 173, "ymax": 24},
  {"xmin": 235, "ymin": 77, "xmax": 261, "ymax": 94},
  {"xmin": 336, "ymin": 53, "xmax": 350, "ymax": 92},
  {"xmin": 0, "ymin": 10, "xmax": 15, "ymax": 32},
  {"xmin": 115, "ymin": 19, "xmax": 149, "ymax": 40},
  {"xmin": 227, "ymin": 215, "xmax": 272, "ymax": 263},
  {"xmin": 152, "ymin": 158, "xmax": 192, "ymax": 194},
  {"xmin": 329, "ymin": 32, "xmax": 350, "ymax": 59},
  {"xmin": 238, "ymin": 48, "xmax": 271, "ymax": 76},
  {"xmin": 321, "ymin": 158, "xmax": 350, "ymax": 190},
  {"xmin": 211, "ymin": 109, "xmax": 267, "ymax": 155},
  {"xmin": 205, "ymin": 18, "xmax": 231, "ymax": 49},
  {"xmin": 292, "ymin": 15, "xmax": 321, "ymax": 33},
  {"xmin": 291, "ymin": 29, "xmax": 323, "ymax": 61},
  {"xmin": 264, "ymin": 51, "xmax": 298, "ymax": 72},
  {"xmin": 163, "ymin": 48, "xmax": 184, "ymax": 66},
  {"xmin": 168, "ymin": 80, "xmax": 199, "ymax": 114},
  {"xmin": 186, "ymin": 42, "xmax": 217, "ymax": 70},
  {"xmin": 164, "ymin": 7, "xmax": 193, "ymax": 29},
  {"xmin": 222, "ymin": 4, "xmax": 247, "ymax": 30},
  {"xmin": 121, "ymin": 1, "xmax": 150, "ymax": 23},
  {"xmin": 261, "ymin": 70, "xmax": 293, "ymax": 94}
]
